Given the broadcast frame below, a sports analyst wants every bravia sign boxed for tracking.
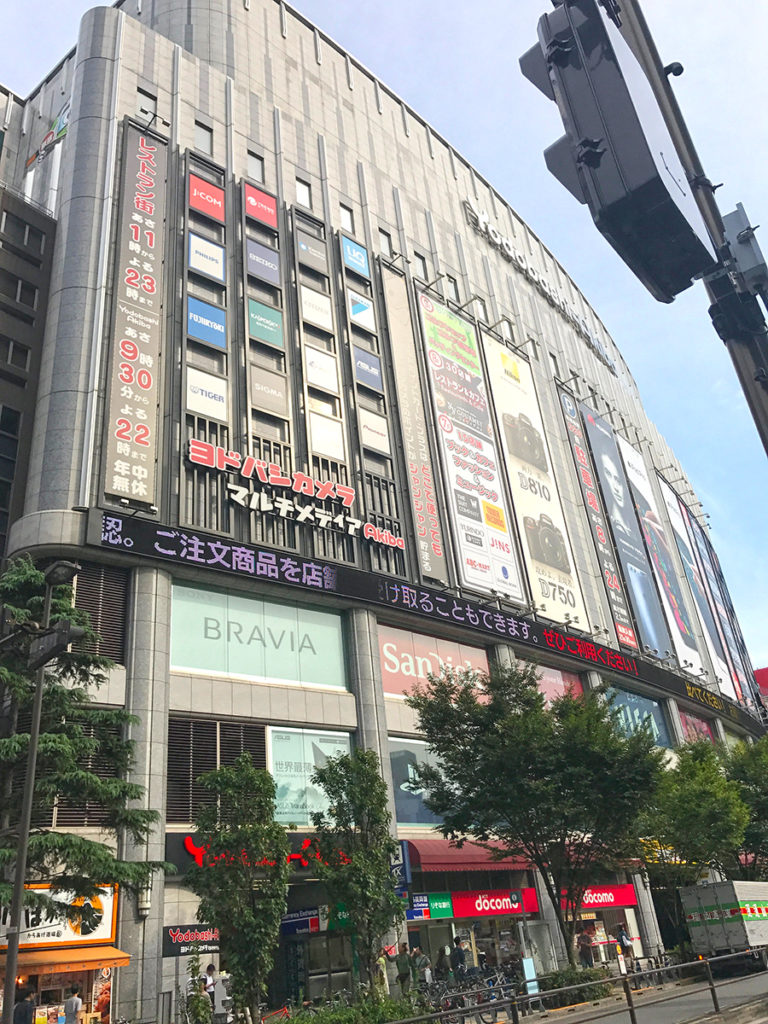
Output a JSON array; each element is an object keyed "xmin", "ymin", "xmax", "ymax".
[
  {"xmin": 189, "ymin": 174, "xmax": 225, "ymax": 223},
  {"xmin": 244, "ymin": 183, "xmax": 278, "ymax": 229}
]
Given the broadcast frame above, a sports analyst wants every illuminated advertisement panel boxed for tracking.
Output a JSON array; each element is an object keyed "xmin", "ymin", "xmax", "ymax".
[
  {"xmin": 188, "ymin": 232, "xmax": 225, "ymax": 282},
  {"xmin": 559, "ymin": 389, "xmax": 638, "ymax": 648},
  {"xmin": 189, "ymin": 173, "xmax": 225, "ymax": 223},
  {"xmin": 243, "ymin": 183, "xmax": 278, "ymax": 228},
  {"xmin": 616, "ymin": 436, "xmax": 703, "ymax": 673},
  {"xmin": 378, "ymin": 623, "xmax": 488, "ymax": 699},
  {"xmin": 709, "ymin": 543, "xmax": 756, "ymax": 697},
  {"xmin": 417, "ymin": 293, "xmax": 524, "ymax": 601},
  {"xmin": 483, "ymin": 341, "xmax": 586, "ymax": 627},
  {"xmin": 581, "ymin": 405, "xmax": 671, "ymax": 660}
]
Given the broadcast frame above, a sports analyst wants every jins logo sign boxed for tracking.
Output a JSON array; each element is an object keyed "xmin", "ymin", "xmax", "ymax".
[{"xmin": 189, "ymin": 174, "xmax": 225, "ymax": 223}]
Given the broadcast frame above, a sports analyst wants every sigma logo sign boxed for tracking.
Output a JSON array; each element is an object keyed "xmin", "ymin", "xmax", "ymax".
[
  {"xmin": 189, "ymin": 174, "xmax": 225, "ymax": 223},
  {"xmin": 463, "ymin": 198, "xmax": 617, "ymax": 375}
]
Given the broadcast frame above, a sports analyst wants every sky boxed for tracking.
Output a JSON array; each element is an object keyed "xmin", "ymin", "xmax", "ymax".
[{"xmin": 3, "ymin": 0, "xmax": 767, "ymax": 667}]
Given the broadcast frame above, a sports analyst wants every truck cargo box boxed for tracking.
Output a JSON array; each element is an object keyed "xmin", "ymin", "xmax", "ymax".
[{"xmin": 680, "ymin": 881, "xmax": 768, "ymax": 955}]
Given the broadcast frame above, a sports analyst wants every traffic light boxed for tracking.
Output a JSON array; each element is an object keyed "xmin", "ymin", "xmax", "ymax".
[
  {"xmin": 28, "ymin": 618, "xmax": 87, "ymax": 670},
  {"xmin": 520, "ymin": 0, "xmax": 717, "ymax": 302}
]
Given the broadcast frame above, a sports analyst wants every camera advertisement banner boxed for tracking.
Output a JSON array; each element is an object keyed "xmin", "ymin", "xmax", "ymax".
[
  {"xmin": 616, "ymin": 436, "xmax": 703, "ymax": 673},
  {"xmin": 381, "ymin": 269, "xmax": 449, "ymax": 585},
  {"xmin": 482, "ymin": 340, "xmax": 585, "ymax": 626},
  {"xmin": 417, "ymin": 293, "xmax": 524, "ymax": 601},
  {"xmin": 270, "ymin": 727, "xmax": 351, "ymax": 827},
  {"xmin": 580, "ymin": 405, "xmax": 671, "ymax": 660},
  {"xmin": 657, "ymin": 477, "xmax": 735, "ymax": 700},
  {"xmin": 558, "ymin": 389, "xmax": 637, "ymax": 648}
]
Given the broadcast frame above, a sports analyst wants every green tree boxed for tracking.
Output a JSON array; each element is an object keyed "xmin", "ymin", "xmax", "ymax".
[
  {"xmin": 180, "ymin": 946, "xmax": 213, "ymax": 1024},
  {"xmin": 722, "ymin": 736, "xmax": 768, "ymax": 881},
  {"xmin": 639, "ymin": 741, "xmax": 748, "ymax": 947},
  {"xmin": 0, "ymin": 556, "xmax": 161, "ymax": 924},
  {"xmin": 186, "ymin": 753, "xmax": 290, "ymax": 1021},
  {"xmin": 311, "ymin": 748, "xmax": 404, "ymax": 997},
  {"xmin": 405, "ymin": 662, "xmax": 665, "ymax": 967}
]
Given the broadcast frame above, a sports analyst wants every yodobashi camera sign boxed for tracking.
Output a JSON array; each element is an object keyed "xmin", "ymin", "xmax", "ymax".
[{"xmin": 483, "ymin": 336, "xmax": 588, "ymax": 629}]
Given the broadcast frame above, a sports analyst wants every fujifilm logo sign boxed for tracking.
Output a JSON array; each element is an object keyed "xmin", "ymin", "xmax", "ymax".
[{"xmin": 463, "ymin": 198, "xmax": 617, "ymax": 375}]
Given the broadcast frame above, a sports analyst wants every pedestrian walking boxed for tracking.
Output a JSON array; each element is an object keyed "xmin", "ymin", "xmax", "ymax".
[
  {"xmin": 576, "ymin": 924, "xmax": 594, "ymax": 969},
  {"xmin": 450, "ymin": 936, "xmax": 467, "ymax": 978},
  {"xmin": 387, "ymin": 941, "xmax": 413, "ymax": 996}
]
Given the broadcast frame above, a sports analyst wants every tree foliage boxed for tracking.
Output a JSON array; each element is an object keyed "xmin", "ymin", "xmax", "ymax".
[
  {"xmin": 311, "ymin": 748, "xmax": 404, "ymax": 997},
  {"xmin": 639, "ymin": 741, "xmax": 748, "ymax": 946},
  {"xmin": 0, "ymin": 556, "xmax": 161, "ymax": 923},
  {"xmin": 186, "ymin": 753, "xmax": 291, "ymax": 1020},
  {"xmin": 406, "ymin": 662, "xmax": 664, "ymax": 966},
  {"xmin": 722, "ymin": 736, "xmax": 768, "ymax": 881}
]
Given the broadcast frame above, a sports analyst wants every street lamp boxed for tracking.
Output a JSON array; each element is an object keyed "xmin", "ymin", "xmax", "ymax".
[{"xmin": 1, "ymin": 561, "xmax": 81, "ymax": 1024}]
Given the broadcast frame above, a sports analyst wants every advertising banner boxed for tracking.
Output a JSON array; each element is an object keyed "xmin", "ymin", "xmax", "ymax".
[
  {"xmin": 187, "ymin": 296, "xmax": 227, "ymax": 349},
  {"xmin": 417, "ymin": 293, "xmax": 524, "ymax": 600},
  {"xmin": 679, "ymin": 709, "xmax": 716, "ymax": 743},
  {"xmin": 305, "ymin": 346, "xmax": 339, "ymax": 393},
  {"xmin": 381, "ymin": 270, "xmax": 448, "ymax": 584},
  {"xmin": 162, "ymin": 925, "xmax": 219, "ymax": 958},
  {"xmin": 605, "ymin": 685, "xmax": 672, "ymax": 748},
  {"xmin": 103, "ymin": 127, "xmax": 167, "ymax": 508},
  {"xmin": 0, "ymin": 885, "xmax": 118, "ymax": 950},
  {"xmin": 243, "ymin": 183, "xmax": 278, "ymax": 228},
  {"xmin": 710, "ymin": 543, "xmax": 755, "ymax": 693},
  {"xmin": 483, "ymin": 341, "xmax": 586, "ymax": 626},
  {"xmin": 296, "ymin": 229, "xmax": 327, "ymax": 273},
  {"xmin": 559, "ymin": 390, "xmax": 638, "ymax": 648},
  {"xmin": 188, "ymin": 232, "xmax": 225, "ymax": 282},
  {"xmin": 248, "ymin": 299, "xmax": 283, "ymax": 349},
  {"xmin": 359, "ymin": 408, "xmax": 391, "ymax": 454},
  {"xmin": 341, "ymin": 234, "xmax": 370, "ymax": 277},
  {"xmin": 270, "ymin": 727, "xmax": 351, "ymax": 826},
  {"xmin": 353, "ymin": 346, "xmax": 383, "ymax": 392},
  {"xmin": 378, "ymin": 623, "xmax": 488, "ymax": 698},
  {"xmin": 535, "ymin": 665, "xmax": 583, "ymax": 703},
  {"xmin": 580, "ymin": 405, "xmax": 671, "ymax": 660},
  {"xmin": 389, "ymin": 737, "xmax": 442, "ymax": 826},
  {"xmin": 246, "ymin": 238, "xmax": 281, "ymax": 286},
  {"xmin": 186, "ymin": 367, "xmax": 228, "ymax": 422},
  {"xmin": 250, "ymin": 365, "xmax": 289, "ymax": 418},
  {"xmin": 348, "ymin": 289, "xmax": 376, "ymax": 332},
  {"xmin": 657, "ymin": 477, "xmax": 734, "ymax": 698},
  {"xmin": 189, "ymin": 174, "xmax": 225, "ymax": 223},
  {"xmin": 451, "ymin": 889, "xmax": 539, "ymax": 918},
  {"xmin": 170, "ymin": 583, "xmax": 347, "ymax": 688},
  {"xmin": 309, "ymin": 411, "xmax": 345, "ymax": 461},
  {"xmin": 561, "ymin": 885, "xmax": 638, "ymax": 910},
  {"xmin": 300, "ymin": 285, "xmax": 334, "ymax": 332},
  {"xmin": 616, "ymin": 436, "xmax": 703, "ymax": 673}
]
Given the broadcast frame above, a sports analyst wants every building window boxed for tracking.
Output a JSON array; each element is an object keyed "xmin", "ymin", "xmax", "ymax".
[
  {"xmin": 549, "ymin": 351, "xmax": 560, "ymax": 380},
  {"xmin": 0, "ymin": 270, "xmax": 37, "ymax": 309},
  {"xmin": 0, "ymin": 406, "xmax": 20, "ymax": 555},
  {"xmin": 248, "ymin": 150, "xmax": 265, "ymax": 183},
  {"xmin": 194, "ymin": 121, "xmax": 213, "ymax": 156},
  {"xmin": 340, "ymin": 204, "xmax": 354, "ymax": 233},
  {"xmin": 378, "ymin": 229, "xmax": 392, "ymax": 258},
  {"xmin": 476, "ymin": 296, "xmax": 488, "ymax": 322},
  {"xmin": 74, "ymin": 562, "xmax": 129, "ymax": 663},
  {"xmin": 412, "ymin": 251, "xmax": 428, "ymax": 281},
  {"xmin": 446, "ymin": 275, "xmax": 460, "ymax": 303},
  {"xmin": 137, "ymin": 88, "xmax": 157, "ymax": 122},
  {"xmin": 296, "ymin": 178, "xmax": 312, "ymax": 209}
]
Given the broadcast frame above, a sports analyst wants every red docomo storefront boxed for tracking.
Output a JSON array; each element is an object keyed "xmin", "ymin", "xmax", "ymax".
[{"xmin": 567, "ymin": 884, "xmax": 642, "ymax": 963}]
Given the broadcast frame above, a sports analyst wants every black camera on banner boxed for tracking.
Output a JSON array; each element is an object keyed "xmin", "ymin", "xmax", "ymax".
[
  {"xmin": 524, "ymin": 513, "xmax": 571, "ymax": 574},
  {"xmin": 503, "ymin": 412, "xmax": 548, "ymax": 473}
]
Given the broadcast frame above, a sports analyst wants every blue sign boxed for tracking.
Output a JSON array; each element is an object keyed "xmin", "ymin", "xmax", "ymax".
[
  {"xmin": 389, "ymin": 839, "xmax": 412, "ymax": 887},
  {"xmin": 187, "ymin": 296, "xmax": 227, "ymax": 349},
  {"xmin": 341, "ymin": 234, "xmax": 370, "ymax": 277},
  {"xmin": 353, "ymin": 346, "xmax": 383, "ymax": 392}
]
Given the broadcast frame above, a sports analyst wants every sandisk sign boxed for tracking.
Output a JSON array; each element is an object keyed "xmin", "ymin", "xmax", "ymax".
[
  {"xmin": 189, "ymin": 174, "xmax": 225, "ymax": 223},
  {"xmin": 244, "ymin": 183, "xmax": 278, "ymax": 229},
  {"xmin": 451, "ymin": 888, "xmax": 539, "ymax": 918},
  {"xmin": 563, "ymin": 884, "xmax": 637, "ymax": 909}
]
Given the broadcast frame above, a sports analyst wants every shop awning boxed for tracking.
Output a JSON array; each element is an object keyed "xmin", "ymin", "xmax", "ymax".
[
  {"xmin": 0, "ymin": 945, "xmax": 130, "ymax": 975},
  {"xmin": 407, "ymin": 839, "xmax": 528, "ymax": 872}
]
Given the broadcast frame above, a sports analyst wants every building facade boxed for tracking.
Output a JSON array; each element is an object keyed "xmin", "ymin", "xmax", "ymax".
[{"xmin": 0, "ymin": 0, "xmax": 762, "ymax": 1017}]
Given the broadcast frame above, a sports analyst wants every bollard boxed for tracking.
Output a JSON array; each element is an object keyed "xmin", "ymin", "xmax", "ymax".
[
  {"xmin": 621, "ymin": 977, "xmax": 638, "ymax": 1024},
  {"xmin": 509, "ymin": 997, "xmax": 520, "ymax": 1024},
  {"xmin": 703, "ymin": 959, "xmax": 721, "ymax": 1014}
]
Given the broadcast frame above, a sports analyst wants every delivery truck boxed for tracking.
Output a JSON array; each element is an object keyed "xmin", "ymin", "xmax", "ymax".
[{"xmin": 680, "ymin": 881, "xmax": 768, "ymax": 962}]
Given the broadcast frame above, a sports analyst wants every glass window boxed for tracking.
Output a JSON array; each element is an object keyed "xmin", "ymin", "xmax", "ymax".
[
  {"xmin": 137, "ymin": 88, "xmax": 157, "ymax": 121},
  {"xmin": 296, "ymin": 178, "xmax": 312, "ymax": 209},
  {"xmin": 446, "ymin": 275, "xmax": 460, "ymax": 303},
  {"xmin": 194, "ymin": 121, "xmax": 213, "ymax": 155},
  {"xmin": 340, "ymin": 204, "xmax": 354, "ymax": 233},
  {"xmin": 8, "ymin": 343, "xmax": 29, "ymax": 370},
  {"xmin": 18, "ymin": 281, "xmax": 37, "ymax": 308},
  {"xmin": 412, "ymin": 251, "xmax": 428, "ymax": 280},
  {"xmin": 389, "ymin": 737, "xmax": 442, "ymax": 826},
  {"xmin": 378, "ymin": 229, "xmax": 392, "ymax": 257},
  {"xmin": 549, "ymin": 351, "xmax": 560, "ymax": 380},
  {"xmin": 476, "ymin": 296, "xmax": 488, "ymax": 322},
  {"xmin": 247, "ymin": 150, "xmax": 265, "ymax": 183},
  {"xmin": 0, "ymin": 407, "xmax": 20, "ymax": 436}
]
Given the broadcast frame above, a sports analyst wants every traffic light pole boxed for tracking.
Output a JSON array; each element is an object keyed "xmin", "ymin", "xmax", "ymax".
[{"xmin": 616, "ymin": 0, "xmax": 768, "ymax": 459}]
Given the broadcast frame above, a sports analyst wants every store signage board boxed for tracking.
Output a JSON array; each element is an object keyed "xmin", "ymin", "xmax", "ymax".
[
  {"xmin": 189, "ymin": 174, "xmax": 225, "ymax": 223},
  {"xmin": 162, "ymin": 924, "xmax": 219, "ymax": 957},
  {"xmin": 353, "ymin": 346, "xmax": 383, "ymax": 392},
  {"xmin": 92, "ymin": 512, "xmax": 760, "ymax": 734},
  {"xmin": 348, "ymin": 289, "xmax": 376, "ymax": 332},
  {"xmin": 103, "ymin": 127, "xmax": 167, "ymax": 508},
  {"xmin": 297, "ymin": 230, "xmax": 327, "ymax": 273},
  {"xmin": 246, "ymin": 238, "xmax": 281, "ymax": 286},
  {"xmin": 341, "ymin": 234, "xmax": 370, "ymax": 277},
  {"xmin": 243, "ymin": 183, "xmax": 278, "ymax": 229},
  {"xmin": 561, "ymin": 884, "xmax": 638, "ymax": 910},
  {"xmin": 300, "ymin": 285, "xmax": 334, "ymax": 333},
  {"xmin": 451, "ymin": 889, "xmax": 539, "ymax": 918},
  {"xmin": 379, "ymin": 623, "xmax": 488, "ymax": 699},
  {"xmin": 186, "ymin": 367, "xmax": 228, "ymax": 421},
  {"xmin": 248, "ymin": 299, "xmax": 283, "ymax": 349},
  {"xmin": 0, "ymin": 884, "xmax": 118, "ymax": 950},
  {"xmin": 188, "ymin": 232, "xmax": 225, "ymax": 282},
  {"xmin": 187, "ymin": 296, "xmax": 227, "ymax": 349},
  {"xmin": 359, "ymin": 408, "xmax": 391, "ymax": 455}
]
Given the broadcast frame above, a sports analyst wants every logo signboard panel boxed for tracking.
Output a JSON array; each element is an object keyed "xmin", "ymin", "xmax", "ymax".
[
  {"xmin": 189, "ymin": 174, "xmax": 225, "ymax": 223},
  {"xmin": 270, "ymin": 727, "xmax": 351, "ymax": 826},
  {"xmin": 243, "ymin": 183, "xmax": 278, "ymax": 228},
  {"xmin": 248, "ymin": 299, "xmax": 283, "ymax": 349},
  {"xmin": 187, "ymin": 296, "xmax": 227, "ymax": 349},
  {"xmin": 297, "ymin": 229, "xmax": 328, "ymax": 273},
  {"xmin": 250, "ymin": 365, "xmax": 289, "ymax": 418},
  {"xmin": 341, "ymin": 234, "xmax": 370, "ymax": 277},
  {"xmin": 188, "ymin": 232, "xmax": 225, "ymax": 282},
  {"xmin": 186, "ymin": 367, "xmax": 228, "ymax": 421},
  {"xmin": 359, "ymin": 408, "xmax": 391, "ymax": 455},
  {"xmin": 246, "ymin": 238, "xmax": 281, "ymax": 286},
  {"xmin": 348, "ymin": 289, "xmax": 376, "ymax": 332},
  {"xmin": 353, "ymin": 346, "xmax": 383, "ymax": 392},
  {"xmin": 379, "ymin": 623, "xmax": 488, "ymax": 698},
  {"xmin": 300, "ymin": 286, "xmax": 334, "ymax": 333}
]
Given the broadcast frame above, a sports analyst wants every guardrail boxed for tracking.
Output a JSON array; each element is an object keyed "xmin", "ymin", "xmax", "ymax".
[{"xmin": 390, "ymin": 947, "xmax": 768, "ymax": 1024}]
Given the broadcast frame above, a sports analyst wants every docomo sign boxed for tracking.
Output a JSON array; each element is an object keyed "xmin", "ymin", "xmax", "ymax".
[
  {"xmin": 451, "ymin": 888, "xmax": 539, "ymax": 918},
  {"xmin": 189, "ymin": 174, "xmax": 225, "ymax": 223},
  {"xmin": 561, "ymin": 884, "xmax": 638, "ymax": 910}
]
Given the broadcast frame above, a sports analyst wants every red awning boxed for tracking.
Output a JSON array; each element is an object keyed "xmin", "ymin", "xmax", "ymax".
[{"xmin": 407, "ymin": 839, "xmax": 528, "ymax": 872}]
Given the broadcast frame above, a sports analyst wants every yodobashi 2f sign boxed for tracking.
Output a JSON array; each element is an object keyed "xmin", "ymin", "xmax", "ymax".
[
  {"xmin": 189, "ymin": 173, "xmax": 225, "ymax": 223},
  {"xmin": 243, "ymin": 183, "xmax": 278, "ymax": 229},
  {"xmin": 341, "ymin": 234, "xmax": 370, "ymax": 277}
]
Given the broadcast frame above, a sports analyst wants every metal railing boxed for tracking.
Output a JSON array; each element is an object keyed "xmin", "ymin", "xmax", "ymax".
[{"xmin": 389, "ymin": 947, "xmax": 768, "ymax": 1024}]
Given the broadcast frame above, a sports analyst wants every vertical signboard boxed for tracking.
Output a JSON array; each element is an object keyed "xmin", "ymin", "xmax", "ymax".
[
  {"xmin": 616, "ymin": 436, "xmax": 703, "ymax": 673},
  {"xmin": 657, "ymin": 477, "xmax": 734, "ymax": 698},
  {"xmin": 382, "ymin": 269, "xmax": 449, "ymax": 585},
  {"xmin": 417, "ymin": 293, "xmax": 524, "ymax": 600},
  {"xmin": 482, "ymin": 339, "xmax": 586, "ymax": 626},
  {"xmin": 103, "ymin": 125, "xmax": 167, "ymax": 507},
  {"xmin": 559, "ymin": 390, "xmax": 637, "ymax": 648},
  {"xmin": 580, "ymin": 405, "xmax": 671, "ymax": 659},
  {"xmin": 709, "ymin": 543, "xmax": 756, "ymax": 696}
]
